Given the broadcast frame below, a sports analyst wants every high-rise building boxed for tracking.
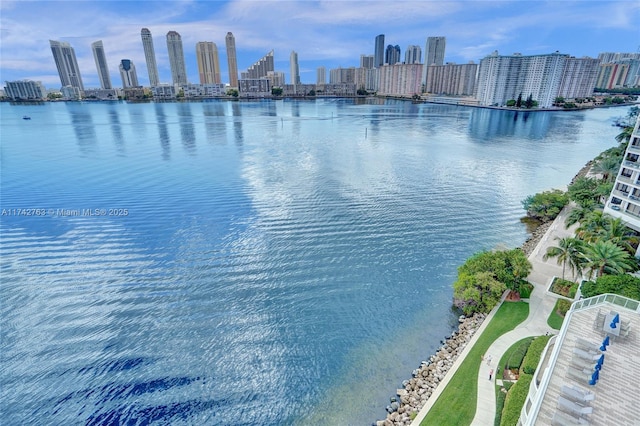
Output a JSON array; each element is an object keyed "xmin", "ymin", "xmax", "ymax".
[
  {"xmin": 241, "ymin": 50, "xmax": 274, "ymax": 79},
  {"xmin": 475, "ymin": 51, "xmax": 575, "ymax": 108},
  {"xmin": 405, "ymin": 45, "xmax": 422, "ymax": 64},
  {"xmin": 290, "ymin": 51, "xmax": 300, "ymax": 84},
  {"xmin": 374, "ymin": 34, "xmax": 385, "ymax": 68},
  {"xmin": 425, "ymin": 62, "xmax": 478, "ymax": 96},
  {"xmin": 422, "ymin": 36, "xmax": 446, "ymax": 89},
  {"xmin": 166, "ymin": 31, "xmax": 187, "ymax": 85},
  {"xmin": 360, "ymin": 54, "xmax": 375, "ymax": 69},
  {"xmin": 557, "ymin": 57, "xmax": 600, "ymax": 99},
  {"xmin": 377, "ymin": 63, "xmax": 423, "ymax": 96},
  {"xmin": 50, "ymin": 40, "xmax": 84, "ymax": 91},
  {"xmin": 385, "ymin": 44, "xmax": 401, "ymax": 65},
  {"xmin": 196, "ymin": 42, "xmax": 221, "ymax": 84},
  {"xmin": 225, "ymin": 32, "xmax": 239, "ymax": 87},
  {"xmin": 119, "ymin": 59, "xmax": 139, "ymax": 88},
  {"xmin": 91, "ymin": 40, "xmax": 112, "ymax": 90},
  {"xmin": 317, "ymin": 66, "xmax": 326, "ymax": 85},
  {"xmin": 141, "ymin": 28, "xmax": 160, "ymax": 86},
  {"xmin": 604, "ymin": 115, "xmax": 640, "ymax": 232}
]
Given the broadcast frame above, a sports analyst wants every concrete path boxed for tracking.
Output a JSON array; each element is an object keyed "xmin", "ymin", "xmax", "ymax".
[
  {"xmin": 470, "ymin": 206, "xmax": 579, "ymax": 425},
  {"xmin": 411, "ymin": 205, "xmax": 580, "ymax": 426}
]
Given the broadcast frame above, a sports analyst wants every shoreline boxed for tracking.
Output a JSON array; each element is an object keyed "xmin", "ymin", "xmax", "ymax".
[{"xmin": 374, "ymin": 160, "xmax": 594, "ymax": 426}]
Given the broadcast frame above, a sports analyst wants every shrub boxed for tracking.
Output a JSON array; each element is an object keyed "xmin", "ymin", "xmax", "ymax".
[
  {"xmin": 500, "ymin": 373, "xmax": 533, "ymax": 426},
  {"xmin": 518, "ymin": 282, "xmax": 534, "ymax": 299},
  {"xmin": 549, "ymin": 277, "xmax": 578, "ymax": 298},
  {"xmin": 505, "ymin": 339, "xmax": 532, "ymax": 370},
  {"xmin": 521, "ymin": 335, "xmax": 551, "ymax": 375},
  {"xmin": 556, "ymin": 299, "xmax": 571, "ymax": 316},
  {"xmin": 522, "ymin": 190, "xmax": 569, "ymax": 222},
  {"xmin": 580, "ymin": 274, "xmax": 640, "ymax": 300}
]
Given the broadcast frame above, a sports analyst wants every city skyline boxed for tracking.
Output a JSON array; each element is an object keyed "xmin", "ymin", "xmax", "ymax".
[{"xmin": 1, "ymin": 1, "xmax": 638, "ymax": 88}]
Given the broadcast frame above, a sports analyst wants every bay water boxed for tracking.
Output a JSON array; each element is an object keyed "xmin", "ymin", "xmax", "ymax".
[{"xmin": 0, "ymin": 99, "xmax": 628, "ymax": 425}]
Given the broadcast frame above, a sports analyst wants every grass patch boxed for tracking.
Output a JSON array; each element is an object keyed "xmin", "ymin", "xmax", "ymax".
[
  {"xmin": 420, "ymin": 302, "xmax": 529, "ymax": 426},
  {"xmin": 549, "ymin": 277, "xmax": 578, "ymax": 298},
  {"xmin": 498, "ymin": 337, "xmax": 534, "ymax": 374},
  {"xmin": 547, "ymin": 299, "xmax": 570, "ymax": 330}
]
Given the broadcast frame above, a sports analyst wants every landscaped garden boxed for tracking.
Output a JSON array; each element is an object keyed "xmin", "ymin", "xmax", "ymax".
[{"xmin": 548, "ymin": 276, "xmax": 578, "ymax": 298}]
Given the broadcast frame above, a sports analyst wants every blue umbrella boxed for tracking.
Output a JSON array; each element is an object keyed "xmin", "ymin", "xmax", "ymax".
[
  {"xmin": 610, "ymin": 320, "xmax": 617, "ymax": 329},
  {"xmin": 613, "ymin": 313, "xmax": 620, "ymax": 324},
  {"xmin": 595, "ymin": 354, "xmax": 604, "ymax": 371},
  {"xmin": 589, "ymin": 369, "xmax": 599, "ymax": 386},
  {"xmin": 600, "ymin": 336, "xmax": 609, "ymax": 351}
]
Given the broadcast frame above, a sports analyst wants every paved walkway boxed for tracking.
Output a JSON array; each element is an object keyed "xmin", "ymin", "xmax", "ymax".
[{"xmin": 411, "ymin": 205, "xmax": 579, "ymax": 426}]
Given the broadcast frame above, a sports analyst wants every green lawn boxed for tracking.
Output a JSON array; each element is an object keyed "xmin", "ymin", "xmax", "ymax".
[
  {"xmin": 546, "ymin": 299, "xmax": 566, "ymax": 330},
  {"xmin": 420, "ymin": 301, "xmax": 529, "ymax": 426}
]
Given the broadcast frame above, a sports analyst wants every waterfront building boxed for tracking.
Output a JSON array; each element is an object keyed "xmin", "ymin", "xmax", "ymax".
[
  {"xmin": 50, "ymin": 40, "xmax": 84, "ymax": 92},
  {"xmin": 317, "ymin": 66, "xmax": 326, "ymax": 86},
  {"xmin": 425, "ymin": 62, "xmax": 478, "ymax": 96},
  {"xmin": 122, "ymin": 87, "xmax": 145, "ymax": 100},
  {"xmin": 475, "ymin": 51, "xmax": 572, "ymax": 108},
  {"xmin": 355, "ymin": 67, "xmax": 378, "ymax": 91},
  {"xmin": 166, "ymin": 31, "xmax": 187, "ymax": 85},
  {"xmin": 225, "ymin": 32, "xmax": 239, "ymax": 87},
  {"xmin": 181, "ymin": 83, "xmax": 226, "ymax": 98},
  {"xmin": 290, "ymin": 51, "xmax": 300, "ymax": 84},
  {"xmin": 267, "ymin": 71, "xmax": 286, "ymax": 88},
  {"xmin": 596, "ymin": 59, "xmax": 640, "ymax": 89},
  {"xmin": 141, "ymin": 28, "xmax": 160, "ymax": 87},
  {"xmin": 518, "ymin": 294, "xmax": 640, "ymax": 425},
  {"xmin": 151, "ymin": 84, "xmax": 176, "ymax": 99},
  {"xmin": 405, "ymin": 45, "xmax": 422, "ymax": 64},
  {"xmin": 282, "ymin": 84, "xmax": 316, "ymax": 97},
  {"xmin": 374, "ymin": 34, "xmax": 385, "ymax": 68},
  {"xmin": 604, "ymin": 116, "xmax": 640, "ymax": 232},
  {"xmin": 119, "ymin": 59, "xmax": 139, "ymax": 88},
  {"xmin": 377, "ymin": 63, "xmax": 423, "ymax": 97},
  {"xmin": 238, "ymin": 78, "xmax": 271, "ymax": 97},
  {"xmin": 557, "ymin": 57, "xmax": 600, "ymax": 99},
  {"xmin": 598, "ymin": 52, "xmax": 640, "ymax": 64},
  {"xmin": 241, "ymin": 50, "xmax": 274, "ymax": 80},
  {"xmin": 196, "ymin": 42, "xmax": 221, "ymax": 84},
  {"xmin": 60, "ymin": 85, "xmax": 82, "ymax": 100},
  {"xmin": 84, "ymin": 88, "xmax": 120, "ymax": 100},
  {"xmin": 4, "ymin": 80, "xmax": 46, "ymax": 100},
  {"xmin": 329, "ymin": 67, "xmax": 356, "ymax": 84},
  {"xmin": 320, "ymin": 83, "xmax": 356, "ymax": 96},
  {"xmin": 360, "ymin": 54, "xmax": 375, "ymax": 69},
  {"xmin": 385, "ymin": 44, "xmax": 401, "ymax": 65},
  {"xmin": 422, "ymin": 36, "xmax": 446, "ymax": 89},
  {"xmin": 91, "ymin": 41, "xmax": 112, "ymax": 90}
]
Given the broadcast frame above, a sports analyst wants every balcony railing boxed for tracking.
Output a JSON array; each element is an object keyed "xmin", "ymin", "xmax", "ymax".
[{"xmin": 624, "ymin": 160, "xmax": 640, "ymax": 169}]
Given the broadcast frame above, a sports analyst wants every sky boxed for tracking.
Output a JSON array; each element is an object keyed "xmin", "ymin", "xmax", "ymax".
[{"xmin": 1, "ymin": 0, "xmax": 639, "ymax": 88}]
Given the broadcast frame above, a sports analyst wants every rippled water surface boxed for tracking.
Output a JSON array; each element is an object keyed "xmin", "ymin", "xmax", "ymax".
[{"xmin": 0, "ymin": 100, "xmax": 628, "ymax": 425}]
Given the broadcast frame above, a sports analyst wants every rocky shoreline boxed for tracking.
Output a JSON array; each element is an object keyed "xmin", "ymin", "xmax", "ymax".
[{"xmin": 374, "ymin": 160, "xmax": 593, "ymax": 426}]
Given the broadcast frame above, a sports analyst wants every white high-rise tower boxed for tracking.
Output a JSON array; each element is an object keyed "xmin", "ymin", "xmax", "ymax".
[
  {"xmin": 50, "ymin": 40, "xmax": 84, "ymax": 91},
  {"xmin": 91, "ymin": 40, "xmax": 112, "ymax": 89},
  {"xmin": 141, "ymin": 28, "xmax": 160, "ymax": 86},
  {"xmin": 166, "ymin": 31, "xmax": 187, "ymax": 85}
]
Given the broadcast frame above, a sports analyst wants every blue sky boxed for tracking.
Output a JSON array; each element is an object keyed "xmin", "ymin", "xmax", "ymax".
[{"xmin": 1, "ymin": 0, "xmax": 639, "ymax": 88}]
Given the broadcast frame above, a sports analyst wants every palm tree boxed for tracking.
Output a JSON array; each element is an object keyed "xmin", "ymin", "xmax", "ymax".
[
  {"xmin": 591, "ymin": 156, "xmax": 622, "ymax": 183},
  {"xmin": 543, "ymin": 237, "xmax": 585, "ymax": 280},
  {"xmin": 576, "ymin": 211, "xmax": 609, "ymax": 243},
  {"xmin": 598, "ymin": 217, "xmax": 639, "ymax": 254},
  {"xmin": 581, "ymin": 240, "xmax": 637, "ymax": 279},
  {"xmin": 565, "ymin": 204, "xmax": 594, "ymax": 228}
]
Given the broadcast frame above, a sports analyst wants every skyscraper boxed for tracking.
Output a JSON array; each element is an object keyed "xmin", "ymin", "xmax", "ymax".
[
  {"xmin": 374, "ymin": 34, "xmax": 385, "ymax": 68},
  {"xmin": 196, "ymin": 42, "xmax": 221, "ymax": 84},
  {"xmin": 360, "ymin": 54, "xmax": 375, "ymax": 69},
  {"xmin": 141, "ymin": 28, "xmax": 160, "ymax": 86},
  {"xmin": 119, "ymin": 59, "xmax": 139, "ymax": 88},
  {"xmin": 166, "ymin": 31, "xmax": 187, "ymax": 85},
  {"xmin": 91, "ymin": 40, "xmax": 112, "ymax": 89},
  {"xmin": 241, "ymin": 50, "xmax": 274, "ymax": 79},
  {"xmin": 290, "ymin": 51, "xmax": 300, "ymax": 84},
  {"xmin": 405, "ymin": 45, "xmax": 422, "ymax": 65},
  {"xmin": 385, "ymin": 44, "xmax": 401, "ymax": 65},
  {"xmin": 225, "ymin": 32, "xmax": 239, "ymax": 87},
  {"xmin": 422, "ymin": 36, "xmax": 446, "ymax": 89},
  {"xmin": 317, "ymin": 66, "xmax": 326, "ymax": 85},
  {"xmin": 50, "ymin": 40, "xmax": 84, "ymax": 91}
]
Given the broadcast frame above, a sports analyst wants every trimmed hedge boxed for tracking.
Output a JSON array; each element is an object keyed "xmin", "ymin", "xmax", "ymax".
[
  {"xmin": 521, "ymin": 335, "xmax": 552, "ymax": 375},
  {"xmin": 505, "ymin": 339, "xmax": 532, "ymax": 370},
  {"xmin": 581, "ymin": 274, "xmax": 640, "ymax": 300},
  {"xmin": 499, "ymin": 373, "xmax": 533, "ymax": 426},
  {"xmin": 494, "ymin": 382, "xmax": 514, "ymax": 426}
]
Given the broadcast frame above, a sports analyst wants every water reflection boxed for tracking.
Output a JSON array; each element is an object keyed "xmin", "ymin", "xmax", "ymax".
[
  {"xmin": 66, "ymin": 102, "xmax": 97, "ymax": 154},
  {"xmin": 177, "ymin": 103, "xmax": 196, "ymax": 155},
  {"xmin": 107, "ymin": 104, "xmax": 125, "ymax": 155},
  {"xmin": 468, "ymin": 108, "xmax": 561, "ymax": 141},
  {"xmin": 154, "ymin": 103, "xmax": 171, "ymax": 161},
  {"xmin": 202, "ymin": 101, "xmax": 227, "ymax": 145},
  {"xmin": 231, "ymin": 102, "xmax": 243, "ymax": 149}
]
